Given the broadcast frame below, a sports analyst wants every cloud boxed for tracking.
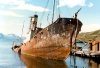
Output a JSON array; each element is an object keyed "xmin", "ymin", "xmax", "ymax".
[
  {"xmin": 0, "ymin": 21, "xmax": 24, "ymax": 36},
  {"xmin": 58, "ymin": 0, "xmax": 86, "ymax": 8},
  {"xmin": 0, "ymin": 22, "xmax": 11, "ymax": 35},
  {"xmin": 0, "ymin": 0, "xmax": 25, "ymax": 5},
  {"xmin": 0, "ymin": 5, "xmax": 4, "ymax": 8},
  {"xmin": 88, "ymin": 2, "xmax": 93, "ymax": 7},
  {"xmin": 10, "ymin": 4, "xmax": 49, "ymax": 12},
  {"xmin": 81, "ymin": 24, "xmax": 100, "ymax": 32},
  {"xmin": 0, "ymin": 10, "xmax": 24, "ymax": 17},
  {"xmin": 0, "ymin": 0, "xmax": 49, "ymax": 12}
]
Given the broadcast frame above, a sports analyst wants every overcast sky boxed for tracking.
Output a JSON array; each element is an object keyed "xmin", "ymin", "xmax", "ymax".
[{"xmin": 0, "ymin": 0, "xmax": 100, "ymax": 37}]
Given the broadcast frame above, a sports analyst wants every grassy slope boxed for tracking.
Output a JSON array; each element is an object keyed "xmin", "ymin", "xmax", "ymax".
[{"xmin": 76, "ymin": 29, "xmax": 100, "ymax": 42}]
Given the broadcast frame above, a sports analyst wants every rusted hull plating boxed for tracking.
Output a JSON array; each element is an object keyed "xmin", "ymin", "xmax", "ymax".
[{"xmin": 13, "ymin": 18, "xmax": 82, "ymax": 60}]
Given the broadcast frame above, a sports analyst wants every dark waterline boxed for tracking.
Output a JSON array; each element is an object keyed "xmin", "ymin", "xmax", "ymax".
[{"xmin": 0, "ymin": 40, "xmax": 99, "ymax": 68}]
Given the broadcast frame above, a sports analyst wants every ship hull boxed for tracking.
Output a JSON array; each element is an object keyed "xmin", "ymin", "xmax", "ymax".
[
  {"xmin": 12, "ymin": 18, "xmax": 82, "ymax": 60},
  {"xmin": 21, "ymin": 46, "xmax": 70, "ymax": 60},
  {"xmin": 20, "ymin": 35, "xmax": 72, "ymax": 60}
]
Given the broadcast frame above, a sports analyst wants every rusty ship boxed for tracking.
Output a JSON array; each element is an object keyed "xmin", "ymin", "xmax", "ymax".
[{"xmin": 12, "ymin": 0, "xmax": 82, "ymax": 60}]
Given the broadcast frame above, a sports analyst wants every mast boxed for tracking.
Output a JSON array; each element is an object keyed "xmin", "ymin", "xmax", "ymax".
[
  {"xmin": 21, "ymin": 20, "xmax": 25, "ymax": 39},
  {"xmin": 52, "ymin": 0, "xmax": 55, "ymax": 23},
  {"xmin": 74, "ymin": 8, "xmax": 82, "ymax": 19}
]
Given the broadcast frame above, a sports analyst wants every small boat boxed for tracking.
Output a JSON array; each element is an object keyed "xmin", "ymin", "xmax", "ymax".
[{"xmin": 12, "ymin": 0, "xmax": 82, "ymax": 60}]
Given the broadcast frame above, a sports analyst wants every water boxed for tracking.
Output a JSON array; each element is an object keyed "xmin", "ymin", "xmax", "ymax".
[
  {"xmin": 76, "ymin": 43, "xmax": 88, "ymax": 50},
  {"xmin": 0, "ymin": 39, "xmax": 100, "ymax": 68}
]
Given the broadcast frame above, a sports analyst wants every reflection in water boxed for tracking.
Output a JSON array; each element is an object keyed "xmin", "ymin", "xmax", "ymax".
[
  {"xmin": 20, "ymin": 54, "xmax": 68, "ymax": 68},
  {"xmin": 66, "ymin": 56, "xmax": 100, "ymax": 68},
  {"xmin": 0, "ymin": 41, "xmax": 100, "ymax": 68},
  {"xmin": 88, "ymin": 59, "xmax": 100, "ymax": 68}
]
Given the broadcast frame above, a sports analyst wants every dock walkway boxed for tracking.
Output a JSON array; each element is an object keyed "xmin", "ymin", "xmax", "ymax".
[{"xmin": 71, "ymin": 50, "xmax": 100, "ymax": 59}]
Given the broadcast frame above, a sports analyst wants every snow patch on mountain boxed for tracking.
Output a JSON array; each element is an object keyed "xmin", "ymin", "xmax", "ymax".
[{"xmin": 0, "ymin": 33, "xmax": 21, "ymax": 39}]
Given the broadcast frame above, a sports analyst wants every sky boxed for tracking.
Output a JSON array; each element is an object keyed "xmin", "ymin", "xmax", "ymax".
[{"xmin": 0, "ymin": 0, "xmax": 100, "ymax": 37}]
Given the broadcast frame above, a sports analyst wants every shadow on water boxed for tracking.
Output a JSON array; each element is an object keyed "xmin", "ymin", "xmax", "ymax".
[{"xmin": 19, "ymin": 54, "xmax": 68, "ymax": 68}]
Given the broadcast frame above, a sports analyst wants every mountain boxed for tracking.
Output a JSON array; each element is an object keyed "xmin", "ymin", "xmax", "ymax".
[
  {"xmin": 0, "ymin": 33, "xmax": 4, "ymax": 38},
  {"xmin": 1, "ymin": 29, "xmax": 100, "ymax": 43},
  {"xmin": 5, "ymin": 34, "xmax": 20, "ymax": 39},
  {"xmin": 0, "ymin": 33, "xmax": 21, "ymax": 40},
  {"xmin": 76, "ymin": 29, "xmax": 100, "ymax": 42}
]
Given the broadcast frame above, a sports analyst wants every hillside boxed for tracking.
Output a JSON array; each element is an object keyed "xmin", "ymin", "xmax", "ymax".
[
  {"xmin": 0, "ymin": 33, "xmax": 20, "ymax": 40},
  {"xmin": 76, "ymin": 29, "xmax": 100, "ymax": 42}
]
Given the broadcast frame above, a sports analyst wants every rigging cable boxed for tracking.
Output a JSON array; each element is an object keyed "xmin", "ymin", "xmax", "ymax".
[
  {"xmin": 21, "ymin": 20, "xmax": 25, "ymax": 39},
  {"xmin": 12, "ymin": 20, "xmax": 25, "ymax": 46},
  {"xmin": 58, "ymin": 0, "xmax": 61, "ymax": 16},
  {"xmin": 56, "ymin": 0, "xmax": 61, "ymax": 18},
  {"xmin": 47, "ymin": 1, "xmax": 53, "ymax": 24},
  {"xmin": 39, "ymin": 0, "xmax": 49, "ymax": 24},
  {"xmin": 62, "ymin": 0, "xmax": 72, "ymax": 17},
  {"xmin": 52, "ymin": 0, "xmax": 55, "ymax": 23},
  {"xmin": 55, "ymin": 0, "xmax": 58, "ymax": 18}
]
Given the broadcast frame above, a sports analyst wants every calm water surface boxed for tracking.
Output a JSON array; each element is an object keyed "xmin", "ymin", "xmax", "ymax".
[{"xmin": 0, "ymin": 39, "xmax": 99, "ymax": 68}]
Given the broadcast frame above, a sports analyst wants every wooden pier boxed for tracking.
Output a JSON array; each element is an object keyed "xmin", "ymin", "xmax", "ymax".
[
  {"xmin": 71, "ymin": 39, "xmax": 100, "ymax": 62},
  {"xmin": 71, "ymin": 50, "xmax": 100, "ymax": 62}
]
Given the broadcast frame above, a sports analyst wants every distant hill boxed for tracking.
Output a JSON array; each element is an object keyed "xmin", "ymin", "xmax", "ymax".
[
  {"xmin": 1, "ymin": 30, "xmax": 100, "ymax": 43},
  {"xmin": 0, "ymin": 33, "xmax": 4, "ymax": 38},
  {"xmin": 76, "ymin": 29, "xmax": 100, "ymax": 42},
  {"xmin": 0, "ymin": 33, "xmax": 21, "ymax": 40}
]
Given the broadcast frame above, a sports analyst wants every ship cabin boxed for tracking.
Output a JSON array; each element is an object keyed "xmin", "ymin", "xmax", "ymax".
[{"xmin": 88, "ymin": 40, "xmax": 100, "ymax": 52}]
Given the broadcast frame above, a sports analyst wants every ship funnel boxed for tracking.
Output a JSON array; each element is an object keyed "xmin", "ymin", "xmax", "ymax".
[
  {"xmin": 30, "ymin": 14, "xmax": 38, "ymax": 31},
  {"xmin": 28, "ymin": 14, "xmax": 38, "ymax": 39}
]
